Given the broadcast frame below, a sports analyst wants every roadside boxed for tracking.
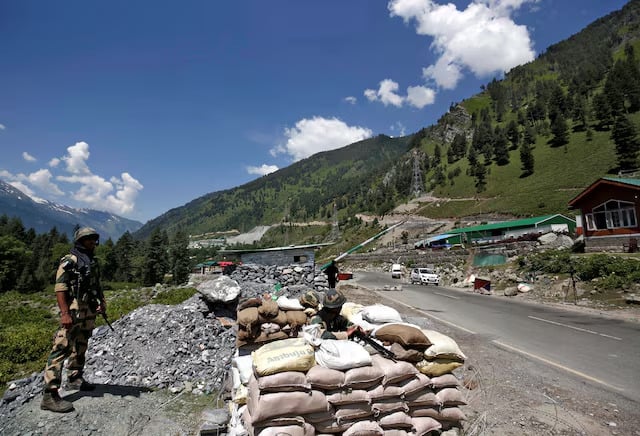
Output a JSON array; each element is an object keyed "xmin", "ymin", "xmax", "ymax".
[{"xmin": 338, "ymin": 282, "xmax": 640, "ymax": 435}]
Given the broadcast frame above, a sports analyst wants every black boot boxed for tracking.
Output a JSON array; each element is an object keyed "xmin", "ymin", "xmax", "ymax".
[
  {"xmin": 41, "ymin": 389, "xmax": 74, "ymax": 413},
  {"xmin": 67, "ymin": 375, "xmax": 95, "ymax": 391}
]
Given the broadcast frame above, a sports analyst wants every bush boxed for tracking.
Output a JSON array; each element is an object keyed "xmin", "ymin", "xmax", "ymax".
[{"xmin": 153, "ymin": 287, "xmax": 197, "ymax": 305}]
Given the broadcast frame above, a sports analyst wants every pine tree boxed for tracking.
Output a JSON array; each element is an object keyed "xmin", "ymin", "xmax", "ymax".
[
  {"xmin": 169, "ymin": 229, "xmax": 190, "ymax": 285},
  {"xmin": 593, "ymin": 92, "xmax": 614, "ymax": 129},
  {"xmin": 474, "ymin": 161, "xmax": 487, "ymax": 192},
  {"xmin": 493, "ymin": 127, "xmax": 510, "ymax": 165},
  {"xmin": 506, "ymin": 120, "xmax": 520, "ymax": 150},
  {"xmin": 520, "ymin": 141, "xmax": 535, "ymax": 176},
  {"xmin": 523, "ymin": 124, "xmax": 537, "ymax": 147},
  {"xmin": 550, "ymin": 113, "xmax": 569, "ymax": 147},
  {"xmin": 611, "ymin": 115, "xmax": 640, "ymax": 171}
]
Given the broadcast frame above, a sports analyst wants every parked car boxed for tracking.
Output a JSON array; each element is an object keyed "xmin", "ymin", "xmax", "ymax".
[
  {"xmin": 391, "ymin": 263, "xmax": 404, "ymax": 279},
  {"xmin": 410, "ymin": 267, "xmax": 440, "ymax": 285}
]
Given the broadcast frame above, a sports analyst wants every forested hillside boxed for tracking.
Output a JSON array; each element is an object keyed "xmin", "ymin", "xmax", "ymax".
[{"xmin": 136, "ymin": 0, "xmax": 640, "ymax": 240}]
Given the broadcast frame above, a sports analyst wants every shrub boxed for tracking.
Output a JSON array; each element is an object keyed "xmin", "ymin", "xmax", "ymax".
[{"xmin": 153, "ymin": 287, "xmax": 197, "ymax": 305}]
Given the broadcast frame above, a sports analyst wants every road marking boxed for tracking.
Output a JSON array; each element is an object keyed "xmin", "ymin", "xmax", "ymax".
[
  {"xmin": 493, "ymin": 340, "xmax": 625, "ymax": 393},
  {"xmin": 433, "ymin": 292, "xmax": 459, "ymax": 300},
  {"xmin": 374, "ymin": 291, "xmax": 476, "ymax": 334},
  {"xmin": 528, "ymin": 316, "xmax": 622, "ymax": 341}
]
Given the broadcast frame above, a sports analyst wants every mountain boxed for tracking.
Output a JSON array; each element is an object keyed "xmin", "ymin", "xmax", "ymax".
[
  {"xmin": 0, "ymin": 179, "xmax": 143, "ymax": 241},
  {"xmin": 137, "ymin": 1, "xmax": 640, "ymax": 242}
]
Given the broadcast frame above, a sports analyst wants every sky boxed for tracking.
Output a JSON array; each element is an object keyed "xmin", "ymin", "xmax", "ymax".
[{"xmin": 0, "ymin": 0, "xmax": 630, "ymax": 223}]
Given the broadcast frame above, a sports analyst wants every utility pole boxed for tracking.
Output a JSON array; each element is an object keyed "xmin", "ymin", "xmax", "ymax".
[{"xmin": 412, "ymin": 150, "xmax": 423, "ymax": 197}]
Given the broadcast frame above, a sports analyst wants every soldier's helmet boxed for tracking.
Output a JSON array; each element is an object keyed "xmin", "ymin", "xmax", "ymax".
[
  {"xmin": 299, "ymin": 290, "xmax": 320, "ymax": 309},
  {"xmin": 323, "ymin": 288, "xmax": 346, "ymax": 309},
  {"xmin": 74, "ymin": 227, "xmax": 100, "ymax": 243}
]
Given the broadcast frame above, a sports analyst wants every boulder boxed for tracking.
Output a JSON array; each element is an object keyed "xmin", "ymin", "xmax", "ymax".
[{"xmin": 197, "ymin": 275, "xmax": 242, "ymax": 303}]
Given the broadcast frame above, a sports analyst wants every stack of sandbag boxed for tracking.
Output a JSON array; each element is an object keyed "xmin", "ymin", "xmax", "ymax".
[
  {"xmin": 236, "ymin": 294, "xmax": 315, "ymax": 347},
  {"xmin": 371, "ymin": 323, "xmax": 468, "ymax": 432},
  {"xmin": 340, "ymin": 303, "xmax": 404, "ymax": 333}
]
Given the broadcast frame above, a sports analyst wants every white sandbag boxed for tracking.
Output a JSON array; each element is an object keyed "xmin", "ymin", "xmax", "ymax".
[
  {"xmin": 341, "ymin": 302, "xmax": 364, "ymax": 319},
  {"xmin": 233, "ymin": 355, "xmax": 254, "ymax": 385},
  {"xmin": 361, "ymin": 304, "xmax": 403, "ymax": 324},
  {"xmin": 315, "ymin": 339, "xmax": 372, "ymax": 370},
  {"xmin": 421, "ymin": 329, "xmax": 466, "ymax": 362},
  {"xmin": 348, "ymin": 312, "xmax": 381, "ymax": 332},
  {"xmin": 277, "ymin": 295, "xmax": 305, "ymax": 311},
  {"xmin": 252, "ymin": 338, "xmax": 316, "ymax": 376},
  {"xmin": 231, "ymin": 367, "xmax": 241, "ymax": 390}
]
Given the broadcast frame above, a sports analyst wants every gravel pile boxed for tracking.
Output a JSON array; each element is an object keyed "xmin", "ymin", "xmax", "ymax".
[{"xmin": 0, "ymin": 264, "xmax": 319, "ymax": 432}]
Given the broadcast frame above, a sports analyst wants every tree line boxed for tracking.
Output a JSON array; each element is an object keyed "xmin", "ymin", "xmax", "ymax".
[{"xmin": 0, "ymin": 215, "xmax": 216, "ymax": 294}]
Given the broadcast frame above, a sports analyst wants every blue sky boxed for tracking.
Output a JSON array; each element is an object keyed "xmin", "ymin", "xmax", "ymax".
[{"xmin": 0, "ymin": 0, "xmax": 629, "ymax": 223}]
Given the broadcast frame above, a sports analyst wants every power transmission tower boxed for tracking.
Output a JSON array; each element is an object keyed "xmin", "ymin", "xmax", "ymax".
[{"xmin": 412, "ymin": 150, "xmax": 423, "ymax": 197}]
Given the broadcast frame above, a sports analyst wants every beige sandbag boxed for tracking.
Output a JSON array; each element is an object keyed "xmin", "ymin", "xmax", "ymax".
[
  {"xmin": 415, "ymin": 358, "xmax": 463, "ymax": 377},
  {"xmin": 389, "ymin": 343, "xmax": 424, "ymax": 362},
  {"xmin": 378, "ymin": 411, "xmax": 413, "ymax": 430},
  {"xmin": 409, "ymin": 406, "xmax": 466, "ymax": 422},
  {"xmin": 361, "ymin": 305, "xmax": 403, "ymax": 324},
  {"xmin": 335, "ymin": 403, "xmax": 374, "ymax": 423},
  {"xmin": 429, "ymin": 373, "xmax": 459, "ymax": 389},
  {"xmin": 383, "ymin": 431, "xmax": 409, "ymax": 436},
  {"xmin": 405, "ymin": 391, "xmax": 439, "ymax": 407},
  {"xmin": 238, "ymin": 297, "xmax": 262, "ymax": 311},
  {"xmin": 421, "ymin": 329, "xmax": 466, "ymax": 362},
  {"xmin": 395, "ymin": 373, "xmax": 431, "ymax": 397},
  {"xmin": 237, "ymin": 330, "xmax": 289, "ymax": 348},
  {"xmin": 367, "ymin": 384, "xmax": 404, "ymax": 401},
  {"xmin": 286, "ymin": 310, "xmax": 309, "ymax": 329},
  {"xmin": 238, "ymin": 307, "xmax": 260, "ymax": 330},
  {"xmin": 233, "ymin": 383, "xmax": 248, "ymax": 405},
  {"xmin": 371, "ymin": 399, "xmax": 408, "ymax": 416},
  {"xmin": 256, "ymin": 423, "xmax": 315, "ymax": 436},
  {"xmin": 257, "ymin": 371, "xmax": 311, "ymax": 393},
  {"xmin": 258, "ymin": 298, "xmax": 280, "ymax": 318},
  {"xmin": 343, "ymin": 364, "xmax": 385, "ymax": 389},
  {"xmin": 306, "ymin": 365, "xmax": 345, "ymax": 390},
  {"xmin": 371, "ymin": 354, "xmax": 418, "ymax": 385},
  {"xmin": 303, "ymin": 407, "xmax": 336, "ymax": 424},
  {"xmin": 412, "ymin": 417, "xmax": 442, "ymax": 436},
  {"xmin": 340, "ymin": 302, "xmax": 364, "ymax": 319},
  {"xmin": 252, "ymin": 337, "xmax": 315, "ymax": 376},
  {"xmin": 260, "ymin": 309, "xmax": 288, "ymax": 327},
  {"xmin": 313, "ymin": 418, "xmax": 351, "ymax": 433},
  {"xmin": 342, "ymin": 420, "xmax": 384, "ymax": 436},
  {"xmin": 247, "ymin": 377, "xmax": 328, "ymax": 423},
  {"xmin": 436, "ymin": 387, "xmax": 467, "ymax": 406},
  {"xmin": 375, "ymin": 324, "xmax": 431, "ymax": 350},
  {"xmin": 326, "ymin": 389, "xmax": 371, "ymax": 405}
]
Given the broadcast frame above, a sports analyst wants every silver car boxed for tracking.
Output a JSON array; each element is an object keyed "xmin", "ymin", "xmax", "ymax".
[{"xmin": 410, "ymin": 267, "xmax": 440, "ymax": 285}]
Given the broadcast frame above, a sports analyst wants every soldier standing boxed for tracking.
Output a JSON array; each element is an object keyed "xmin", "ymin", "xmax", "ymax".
[
  {"xmin": 41, "ymin": 227, "xmax": 105, "ymax": 413},
  {"xmin": 324, "ymin": 260, "xmax": 340, "ymax": 289}
]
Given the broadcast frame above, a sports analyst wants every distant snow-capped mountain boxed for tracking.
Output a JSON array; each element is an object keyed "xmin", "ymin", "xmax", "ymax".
[{"xmin": 0, "ymin": 179, "xmax": 143, "ymax": 241}]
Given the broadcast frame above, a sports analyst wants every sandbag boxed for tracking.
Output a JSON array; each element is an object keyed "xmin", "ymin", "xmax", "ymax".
[
  {"xmin": 421, "ymin": 329, "xmax": 466, "ymax": 362},
  {"xmin": 256, "ymin": 423, "xmax": 315, "ymax": 436},
  {"xmin": 342, "ymin": 421, "xmax": 384, "ymax": 436},
  {"xmin": 409, "ymin": 406, "xmax": 466, "ymax": 422},
  {"xmin": 257, "ymin": 371, "xmax": 311, "ymax": 393},
  {"xmin": 340, "ymin": 302, "xmax": 363, "ymax": 319},
  {"xmin": 315, "ymin": 340, "xmax": 372, "ymax": 370},
  {"xmin": 258, "ymin": 299, "xmax": 280, "ymax": 318},
  {"xmin": 383, "ymin": 431, "xmax": 409, "ymax": 436},
  {"xmin": 343, "ymin": 364, "xmax": 385, "ymax": 389},
  {"xmin": 367, "ymin": 385, "xmax": 404, "ymax": 401},
  {"xmin": 371, "ymin": 354, "xmax": 418, "ymax": 385},
  {"xmin": 378, "ymin": 411, "xmax": 413, "ymax": 430},
  {"xmin": 277, "ymin": 295, "xmax": 305, "ymax": 311},
  {"xmin": 237, "ymin": 307, "xmax": 260, "ymax": 330},
  {"xmin": 313, "ymin": 418, "xmax": 351, "ymax": 433},
  {"xmin": 238, "ymin": 297, "xmax": 262, "ymax": 311},
  {"xmin": 415, "ymin": 358, "xmax": 463, "ymax": 377},
  {"xmin": 260, "ymin": 323, "xmax": 281, "ymax": 334},
  {"xmin": 335, "ymin": 403, "xmax": 373, "ymax": 423},
  {"xmin": 395, "ymin": 373, "xmax": 431, "ymax": 397},
  {"xmin": 252, "ymin": 338, "xmax": 315, "ymax": 376},
  {"xmin": 306, "ymin": 365, "xmax": 345, "ymax": 390},
  {"xmin": 436, "ymin": 387, "xmax": 467, "ymax": 406},
  {"xmin": 361, "ymin": 305, "xmax": 403, "ymax": 324},
  {"xmin": 348, "ymin": 312, "xmax": 381, "ymax": 332},
  {"xmin": 405, "ymin": 391, "xmax": 439, "ymax": 407},
  {"xmin": 429, "ymin": 373, "xmax": 460, "ymax": 389},
  {"xmin": 371, "ymin": 399, "xmax": 408, "ymax": 416},
  {"xmin": 303, "ymin": 407, "xmax": 336, "ymax": 424},
  {"xmin": 232, "ymin": 355, "xmax": 254, "ymax": 385},
  {"xmin": 287, "ymin": 310, "xmax": 309, "ymax": 329},
  {"xmin": 259, "ymin": 309, "xmax": 288, "ymax": 327},
  {"xmin": 374, "ymin": 324, "xmax": 431, "ymax": 350},
  {"xmin": 326, "ymin": 389, "xmax": 371, "ymax": 405},
  {"xmin": 237, "ymin": 330, "xmax": 289, "ymax": 348},
  {"xmin": 247, "ymin": 377, "xmax": 328, "ymax": 423},
  {"xmin": 412, "ymin": 417, "xmax": 442, "ymax": 436},
  {"xmin": 389, "ymin": 343, "xmax": 424, "ymax": 362}
]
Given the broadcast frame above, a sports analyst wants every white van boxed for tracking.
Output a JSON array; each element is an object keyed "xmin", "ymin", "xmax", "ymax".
[{"xmin": 391, "ymin": 264, "xmax": 403, "ymax": 279}]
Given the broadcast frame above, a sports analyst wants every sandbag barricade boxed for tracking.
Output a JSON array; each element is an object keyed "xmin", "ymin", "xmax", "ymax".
[{"xmin": 230, "ymin": 301, "xmax": 468, "ymax": 435}]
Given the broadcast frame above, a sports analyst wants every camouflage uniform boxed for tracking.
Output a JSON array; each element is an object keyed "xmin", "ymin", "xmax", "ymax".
[
  {"xmin": 310, "ymin": 289, "xmax": 352, "ymax": 340},
  {"xmin": 43, "ymin": 241, "xmax": 102, "ymax": 391}
]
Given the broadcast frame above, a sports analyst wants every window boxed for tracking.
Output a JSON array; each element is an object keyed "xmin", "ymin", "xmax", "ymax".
[
  {"xmin": 586, "ymin": 200, "xmax": 637, "ymax": 230},
  {"xmin": 293, "ymin": 255, "xmax": 308, "ymax": 263}
]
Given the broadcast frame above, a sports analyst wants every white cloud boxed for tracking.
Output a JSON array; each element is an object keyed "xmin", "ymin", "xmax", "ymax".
[
  {"xmin": 247, "ymin": 164, "xmax": 279, "ymax": 176},
  {"xmin": 62, "ymin": 141, "xmax": 91, "ymax": 175},
  {"xmin": 406, "ymin": 85, "xmax": 436, "ymax": 108},
  {"xmin": 49, "ymin": 158, "xmax": 60, "ymax": 167},
  {"xmin": 27, "ymin": 168, "xmax": 64, "ymax": 196},
  {"xmin": 344, "ymin": 96, "xmax": 357, "ymax": 105},
  {"xmin": 389, "ymin": 0, "xmax": 536, "ymax": 89},
  {"xmin": 22, "ymin": 152, "xmax": 36, "ymax": 162},
  {"xmin": 365, "ymin": 79, "xmax": 405, "ymax": 107},
  {"xmin": 0, "ymin": 124, "xmax": 5, "ymax": 130},
  {"xmin": 271, "ymin": 116, "xmax": 373, "ymax": 162}
]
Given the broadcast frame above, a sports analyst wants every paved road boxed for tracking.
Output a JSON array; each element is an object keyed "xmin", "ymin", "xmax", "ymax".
[{"xmin": 351, "ymin": 271, "xmax": 640, "ymax": 403}]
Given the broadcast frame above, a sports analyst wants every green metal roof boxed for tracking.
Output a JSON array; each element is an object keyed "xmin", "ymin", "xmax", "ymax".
[
  {"xmin": 602, "ymin": 177, "xmax": 640, "ymax": 187},
  {"xmin": 446, "ymin": 214, "xmax": 573, "ymax": 234}
]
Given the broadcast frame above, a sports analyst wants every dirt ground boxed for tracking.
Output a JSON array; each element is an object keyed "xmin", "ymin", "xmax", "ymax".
[{"xmin": 339, "ymin": 283, "xmax": 640, "ymax": 436}]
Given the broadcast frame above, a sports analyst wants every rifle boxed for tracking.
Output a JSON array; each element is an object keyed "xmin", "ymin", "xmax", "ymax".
[
  {"xmin": 70, "ymin": 265, "xmax": 114, "ymax": 332},
  {"xmin": 350, "ymin": 330, "xmax": 397, "ymax": 362}
]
